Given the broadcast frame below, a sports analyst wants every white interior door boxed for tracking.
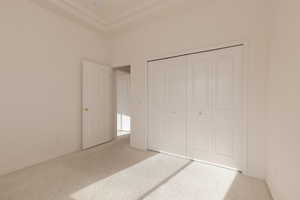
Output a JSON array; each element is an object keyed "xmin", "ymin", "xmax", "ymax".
[
  {"xmin": 187, "ymin": 46, "xmax": 244, "ymax": 169},
  {"xmin": 148, "ymin": 57, "xmax": 187, "ymax": 156},
  {"xmin": 82, "ymin": 60, "xmax": 113, "ymax": 149}
]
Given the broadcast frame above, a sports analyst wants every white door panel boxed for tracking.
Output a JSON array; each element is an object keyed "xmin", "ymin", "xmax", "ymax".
[
  {"xmin": 164, "ymin": 57, "xmax": 187, "ymax": 155},
  {"xmin": 82, "ymin": 61, "xmax": 113, "ymax": 149},
  {"xmin": 187, "ymin": 52, "xmax": 214, "ymax": 158},
  {"xmin": 187, "ymin": 46, "xmax": 244, "ymax": 169},
  {"xmin": 148, "ymin": 61, "xmax": 165, "ymax": 150},
  {"xmin": 148, "ymin": 46, "xmax": 245, "ymax": 170},
  {"xmin": 148, "ymin": 57, "xmax": 187, "ymax": 156}
]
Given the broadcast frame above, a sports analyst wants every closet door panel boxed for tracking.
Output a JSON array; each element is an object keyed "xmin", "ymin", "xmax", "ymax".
[
  {"xmin": 148, "ymin": 56, "xmax": 187, "ymax": 156},
  {"xmin": 212, "ymin": 47, "xmax": 244, "ymax": 168},
  {"xmin": 164, "ymin": 57, "xmax": 187, "ymax": 155},
  {"xmin": 187, "ymin": 53, "xmax": 213, "ymax": 157},
  {"xmin": 187, "ymin": 46, "xmax": 245, "ymax": 170},
  {"xmin": 148, "ymin": 61, "xmax": 165, "ymax": 150}
]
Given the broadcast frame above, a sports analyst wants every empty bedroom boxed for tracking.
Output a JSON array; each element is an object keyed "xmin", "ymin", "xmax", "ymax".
[{"xmin": 0, "ymin": 0, "xmax": 299, "ymax": 199}]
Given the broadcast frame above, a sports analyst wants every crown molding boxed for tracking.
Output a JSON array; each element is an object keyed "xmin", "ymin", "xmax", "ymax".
[
  {"xmin": 44, "ymin": 0, "xmax": 106, "ymax": 31},
  {"xmin": 40, "ymin": 0, "xmax": 182, "ymax": 32}
]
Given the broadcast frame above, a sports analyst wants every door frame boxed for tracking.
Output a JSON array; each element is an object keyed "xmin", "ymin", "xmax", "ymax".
[{"xmin": 145, "ymin": 41, "xmax": 249, "ymax": 174}]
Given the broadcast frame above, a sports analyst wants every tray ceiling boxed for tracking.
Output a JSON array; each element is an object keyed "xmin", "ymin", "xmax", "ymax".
[{"xmin": 41, "ymin": 0, "xmax": 184, "ymax": 32}]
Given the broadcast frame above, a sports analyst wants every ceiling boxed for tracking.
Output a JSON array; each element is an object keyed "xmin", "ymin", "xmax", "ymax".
[
  {"xmin": 41, "ymin": 0, "xmax": 184, "ymax": 32},
  {"xmin": 72, "ymin": 0, "xmax": 160, "ymax": 24}
]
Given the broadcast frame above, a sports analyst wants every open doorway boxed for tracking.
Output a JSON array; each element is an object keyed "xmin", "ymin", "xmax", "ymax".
[{"xmin": 115, "ymin": 66, "xmax": 131, "ymax": 137}]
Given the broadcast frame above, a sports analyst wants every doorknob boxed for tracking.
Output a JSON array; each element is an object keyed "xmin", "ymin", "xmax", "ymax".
[{"xmin": 84, "ymin": 108, "xmax": 89, "ymax": 111}]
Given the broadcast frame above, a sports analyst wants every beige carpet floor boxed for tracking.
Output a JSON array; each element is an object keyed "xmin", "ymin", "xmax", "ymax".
[{"xmin": 0, "ymin": 136, "xmax": 272, "ymax": 200}]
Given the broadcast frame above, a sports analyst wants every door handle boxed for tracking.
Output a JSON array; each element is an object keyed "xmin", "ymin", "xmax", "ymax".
[{"xmin": 83, "ymin": 108, "xmax": 89, "ymax": 112}]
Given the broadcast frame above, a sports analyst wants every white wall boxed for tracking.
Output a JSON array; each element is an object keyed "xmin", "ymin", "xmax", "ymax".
[
  {"xmin": 111, "ymin": 0, "xmax": 270, "ymax": 179},
  {"xmin": 0, "ymin": 0, "xmax": 110, "ymax": 176},
  {"xmin": 266, "ymin": 0, "xmax": 300, "ymax": 199}
]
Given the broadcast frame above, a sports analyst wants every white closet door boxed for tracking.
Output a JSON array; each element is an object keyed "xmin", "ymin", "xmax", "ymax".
[
  {"xmin": 187, "ymin": 46, "xmax": 244, "ymax": 169},
  {"xmin": 164, "ymin": 57, "xmax": 187, "ymax": 156},
  {"xmin": 82, "ymin": 60, "xmax": 113, "ymax": 149},
  {"xmin": 148, "ymin": 57, "xmax": 187, "ymax": 156},
  {"xmin": 148, "ymin": 61, "xmax": 165, "ymax": 151},
  {"xmin": 187, "ymin": 52, "xmax": 214, "ymax": 161}
]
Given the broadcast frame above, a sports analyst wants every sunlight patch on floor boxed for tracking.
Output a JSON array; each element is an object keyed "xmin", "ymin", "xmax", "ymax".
[
  {"xmin": 70, "ymin": 154, "xmax": 190, "ymax": 200},
  {"xmin": 70, "ymin": 154, "xmax": 243, "ymax": 200}
]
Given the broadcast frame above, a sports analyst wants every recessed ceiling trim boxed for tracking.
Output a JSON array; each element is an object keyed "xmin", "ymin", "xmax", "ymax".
[
  {"xmin": 61, "ymin": 0, "xmax": 107, "ymax": 25},
  {"xmin": 103, "ymin": 0, "xmax": 162, "ymax": 25},
  {"xmin": 40, "ymin": 0, "xmax": 183, "ymax": 32},
  {"xmin": 46, "ymin": 0, "xmax": 107, "ymax": 31}
]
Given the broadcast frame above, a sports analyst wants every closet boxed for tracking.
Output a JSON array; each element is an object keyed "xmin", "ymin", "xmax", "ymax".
[{"xmin": 147, "ymin": 45, "xmax": 245, "ymax": 170}]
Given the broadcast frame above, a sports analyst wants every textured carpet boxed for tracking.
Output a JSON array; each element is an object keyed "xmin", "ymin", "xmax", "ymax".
[{"xmin": 0, "ymin": 136, "xmax": 272, "ymax": 200}]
